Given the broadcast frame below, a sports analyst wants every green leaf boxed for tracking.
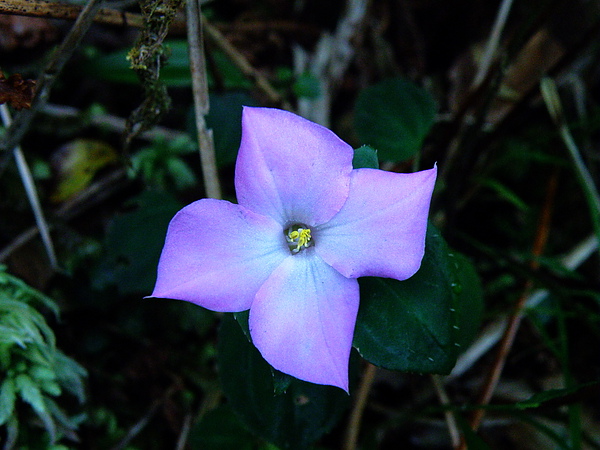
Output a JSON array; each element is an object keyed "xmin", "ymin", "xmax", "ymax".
[
  {"xmin": 451, "ymin": 252, "xmax": 484, "ymax": 349},
  {"xmin": 478, "ymin": 177, "xmax": 529, "ymax": 211},
  {"xmin": 94, "ymin": 190, "xmax": 182, "ymax": 295},
  {"xmin": 0, "ymin": 378, "xmax": 16, "ymax": 426},
  {"xmin": 15, "ymin": 373, "xmax": 45, "ymax": 414},
  {"xmin": 165, "ymin": 157, "xmax": 197, "ymax": 190},
  {"xmin": 0, "ymin": 266, "xmax": 59, "ymax": 316},
  {"xmin": 218, "ymin": 314, "xmax": 350, "ymax": 449},
  {"xmin": 354, "ymin": 77, "xmax": 436, "ymax": 162},
  {"xmin": 41, "ymin": 380, "xmax": 62, "ymax": 397},
  {"xmin": 201, "ymin": 92, "xmax": 259, "ymax": 167},
  {"xmin": 188, "ymin": 405, "xmax": 257, "ymax": 450},
  {"xmin": 53, "ymin": 350, "xmax": 87, "ymax": 404},
  {"xmin": 30, "ymin": 365, "xmax": 56, "ymax": 381},
  {"xmin": 354, "ymin": 225, "xmax": 461, "ymax": 374},
  {"xmin": 352, "ymin": 145, "xmax": 379, "ymax": 169},
  {"xmin": 515, "ymin": 382, "xmax": 599, "ymax": 410}
]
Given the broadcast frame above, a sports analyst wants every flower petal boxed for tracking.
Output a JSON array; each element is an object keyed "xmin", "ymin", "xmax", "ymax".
[
  {"xmin": 150, "ymin": 199, "xmax": 288, "ymax": 312},
  {"xmin": 249, "ymin": 249, "xmax": 359, "ymax": 391},
  {"xmin": 315, "ymin": 166, "xmax": 437, "ymax": 280},
  {"xmin": 235, "ymin": 107, "xmax": 353, "ymax": 226}
]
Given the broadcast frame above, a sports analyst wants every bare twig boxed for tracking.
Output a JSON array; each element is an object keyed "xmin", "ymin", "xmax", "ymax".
[
  {"xmin": 0, "ymin": 104, "xmax": 58, "ymax": 268},
  {"xmin": 343, "ymin": 362, "xmax": 377, "ymax": 450},
  {"xmin": 449, "ymin": 233, "xmax": 598, "ymax": 380},
  {"xmin": 186, "ymin": 0, "xmax": 221, "ymax": 199},
  {"xmin": 295, "ymin": 0, "xmax": 368, "ymax": 126},
  {"xmin": 541, "ymin": 78, "xmax": 600, "ymax": 251},
  {"xmin": 175, "ymin": 413, "xmax": 193, "ymax": 450},
  {"xmin": 0, "ymin": 0, "xmax": 286, "ymax": 110},
  {"xmin": 0, "ymin": 169, "xmax": 129, "ymax": 263},
  {"xmin": 41, "ymin": 104, "xmax": 189, "ymax": 142},
  {"xmin": 110, "ymin": 398, "xmax": 162, "ymax": 450},
  {"xmin": 457, "ymin": 170, "xmax": 558, "ymax": 448},
  {"xmin": 431, "ymin": 374, "xmax": 460, "ymax": 447},
  {"xmin": 0, "ymin": 0, "xmax": 143, "ymax": 28},
  {"xmin": 202, "ymin": 17, "xmax": 290, "ymax": 109},
  {"xmin": 471, "ymin": 0, "xmax": 515, "ymax": 89}
]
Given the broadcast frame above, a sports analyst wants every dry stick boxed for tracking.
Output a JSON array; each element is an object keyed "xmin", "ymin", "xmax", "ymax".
[
  {"xmin": 343, "ymin": 362, "xmax": 377, "ymax": 450},
  {"xmin": 186, "ymin": 0, "xmax": 221, "ymax": 199},
  {"xmin": 0, "ymin": 169, "xmax": 129, "ymax": 263},
  {"xmin": 41, "ymin": 104, "xmax": 189, "ymax": 142},
  {"xmin": 0, "ymin": 104, "xmax": 58, "ymax": 269},
  {"xmin": 175, "ymin": 413, "xmax": 193, "ymax": 450},
  {"xmin": 431, "ymin": 374, "xmax": 460, "ymax": 447},
  {"xmin": 0, "ymin": 0, "xmax": 143, "ymax": 27},
  {"xmin": 449, "ymin": 233, "xmax": 598, "ymax": 380},
  {"xmin": 439, "ymin": 0, "xmax": 515, "ymax": 182},
  {"xmin": 202, "ymin": 17, "xmax": 291, "ymax": 110},
  {"xmin": 471, "ymin": 0, "xmax": 515, "ymax": 89},
  {"xmin": 109, "ymin": 385, "xmax": 177, "ymax": 450},
  {"xmin": 457, "ymin": 171, "xmax": 558, "ymax": 449}
]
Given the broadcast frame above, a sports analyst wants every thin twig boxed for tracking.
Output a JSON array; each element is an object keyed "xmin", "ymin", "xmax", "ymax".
[
  {"xmin": 449, "ymin": 233, "xmax": 598, "ymax": 380},
  {"xmin": 0, "ymin": 0, "xmax": 104, "ymax": 270},
  {"xmin": 110, "ymin": 398, "xmax": 162, "ymax": 450},
  {"xmin": 0, "ymin": 169, "xmax": 129, "ymax": 263},
  {"xmin": 471, "ymin": 0, "xmax": 515, "ymax": 89},
  {"xmin": 343, "ymin": 362, "xmax": 377, "ymax": 450},
  {"xmin": 175, "ymin": 413, "xmax": 193, "ymax": 450},
  {"xmin": 541, "ymin": 78, "xmax": 600, "ymax": 252},
  {"xmin": 431, "ymin": 374, "xmax": 460, "ymax": 447},
  {"xmin": 41, "ymin": 104, "xmax": 189, "ymax": 142},
  {"xmin": 186, "ymin": 0, "xmax": 221, "ymax": 199},
  {"xmin": 295, "ymin": 0, "xmax": 368, "ymax": 126},
  {"xmin": 458, "ymin": 170, "xmax": 558, "ymax": 448},
  {"xmin": 202, "ymin": 17, "xmax": 291, "ymax": 110},
  {"xmin": 0, "ymin": 0, "xmax": 143, "ymax": 28},
  {"xmin": 0, "ymin": 105, "xmax": 58, "ymax": 268}
]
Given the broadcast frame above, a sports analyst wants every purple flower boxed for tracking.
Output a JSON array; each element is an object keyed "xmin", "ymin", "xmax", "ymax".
[{"xmin": 150, "ymin": 107, "xmax": 437, "ymax": 391}]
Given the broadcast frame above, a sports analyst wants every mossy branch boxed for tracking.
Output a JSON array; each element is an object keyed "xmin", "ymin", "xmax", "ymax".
[{"xmin": 124, "ymin": 0, "xmax": 184, "ymax": 148}]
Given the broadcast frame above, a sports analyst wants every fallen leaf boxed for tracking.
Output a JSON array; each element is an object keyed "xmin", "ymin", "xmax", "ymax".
[
  {"xmin": 0, "ymin": 72, "xmax": 36, "ymax": 110},
  {"xmin": 50, "ymin": 139, "xmax": 119, "ymax": 203}
]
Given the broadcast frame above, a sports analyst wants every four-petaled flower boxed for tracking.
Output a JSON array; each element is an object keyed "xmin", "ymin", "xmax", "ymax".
[{"xmin": 150, "ymin": 107, "xmax": 437, "ymax": 391}]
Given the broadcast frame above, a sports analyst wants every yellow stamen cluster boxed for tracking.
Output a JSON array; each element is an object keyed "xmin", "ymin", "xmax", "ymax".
[{"xmin": 286, "ymin": 226, "xmax": 312, "ymax": 253}]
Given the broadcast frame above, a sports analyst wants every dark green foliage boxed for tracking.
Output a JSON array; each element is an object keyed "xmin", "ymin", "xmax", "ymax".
[
  {"xmin": 354, "ymin": 225, "xmax": 483, "ymax": 374},
  {"xmin": 93, "ymin": 190, "xmax": 182, "ymax": 295},
  {"xmin": 354, "ymin": 78, "xmax": 437, "ymax": 162},
  {"xmin": 0, "ymin": 268, "xmax": 86, "ymax": 446},
  {"xmin": 218, "ymin": 314, "xmax": 350, "ymax": 449}
]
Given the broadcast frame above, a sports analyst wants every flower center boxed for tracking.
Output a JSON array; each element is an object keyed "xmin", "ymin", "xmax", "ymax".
[{"xmin": 285, "ymin": 224, "xmax": 313, "ymax": 253}]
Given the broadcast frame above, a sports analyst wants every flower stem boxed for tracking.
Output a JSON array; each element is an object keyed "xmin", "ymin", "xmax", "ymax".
[
  {"xmin": 343, "ymin": 362, "xmax": 377, "ymax": 450},
  {"xmin": 186, "ymin": 0, "xmax": 221, "ymax": 199}
]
